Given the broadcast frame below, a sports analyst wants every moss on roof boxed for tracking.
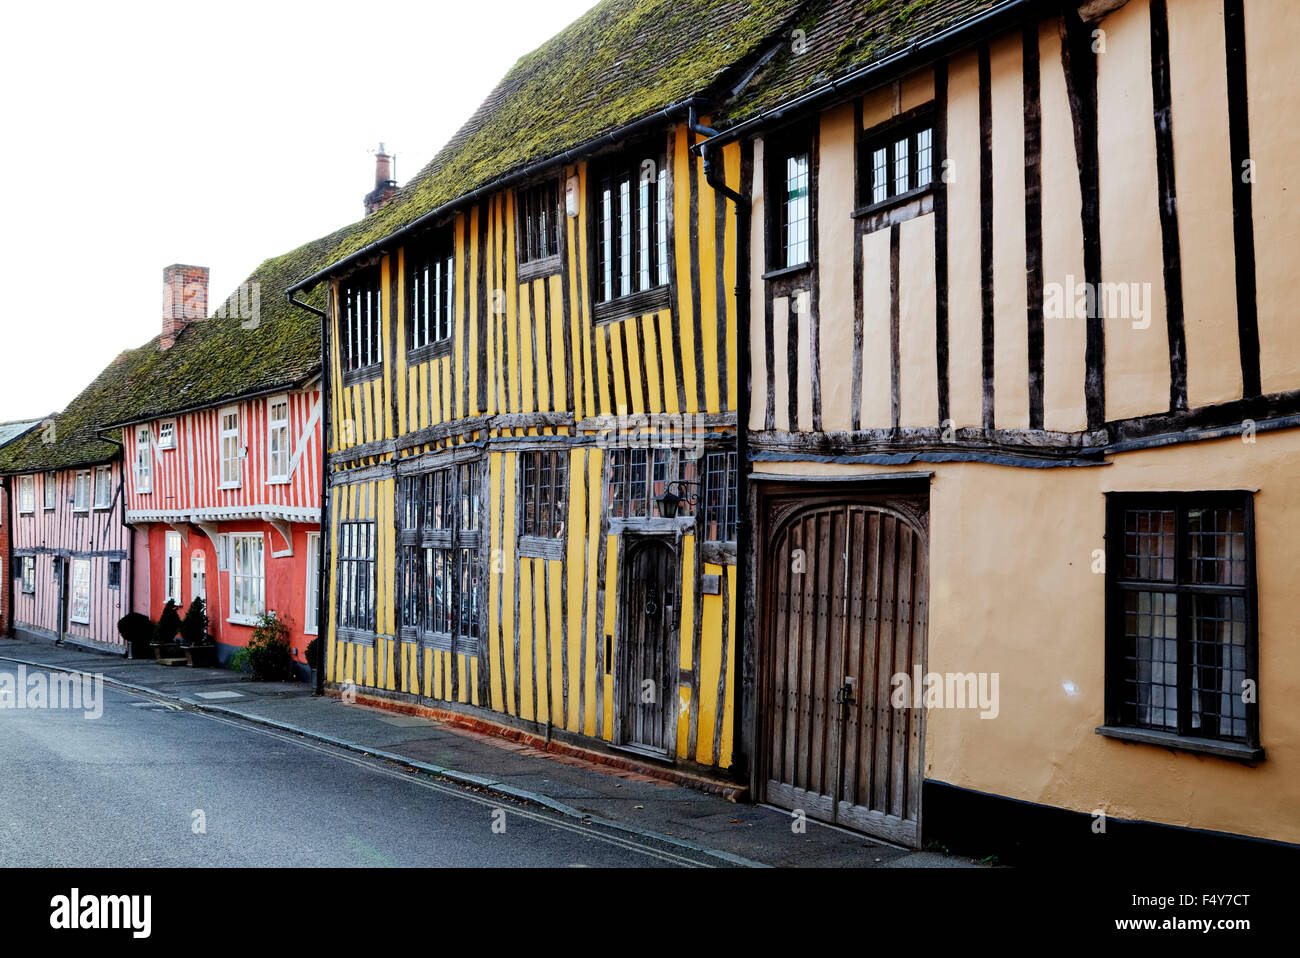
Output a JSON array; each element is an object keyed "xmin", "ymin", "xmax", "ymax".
[{"xmin": 715, "ymin": 0, "xmax": 996, "ymax": 122}]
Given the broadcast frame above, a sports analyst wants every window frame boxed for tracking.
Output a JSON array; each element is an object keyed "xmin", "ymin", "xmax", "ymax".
[
  {"xmin": 406, "ymin": 228, "xmax": 456, "ymax": 360},
  {"xmin": 304, "ymin": 532, "xmax": 321, "ymax": 635},
  {"xmin": 134, "ymin": 425, "xmax": 152, "ymax": 494},
  {"xmin": 266, "ymin": 395, "xmax": 291, "ymax": 484},
  {"xmin": 157, "ymin": 419, "xmax": 177, "ymax": 450},
  {"xmin": 73, "ymin": 470, "xmax": 91, "ymax": 513},
  {"xmin": 590, "ymin": 144, "xmax": 672, "ymax": 322},
  {"xmin": 18, "ymin": 475, "xmax": 34, "ymax": 514},
  {"xmin": 164, "ymin": 530, "xmax": 183, "ymax": 606},
  {"xmin": 515, "ymin": 177, "xmax": 563, "ymax": 278},
  {"xmin": 69, "ymin": 557, "xmax": 91, "ymax": 625},
  {"xmin": 517, "ymin": 450, "xmax": 568, "ymax": 556},
  {"xmin": 1100, "ymin": 490, "xmax": 1262, "ymax": 761},
  {"xmin": 228, "ymin": 532, "xmax": 266, "ymax": 626},
  {"xmin": 93, "ymin": 465, "xmax": 112, "ymax": 510},
  {"xmin": 339, "ymin": 264, "xmax": 385, "ymax": 379},
  {"xmin": 20, "ymin": 555, "xmax": 35, "ymax": 594},
  {"xmin": 108, "ymin": 559, "xmax": 122, "ymax": 591},
  {"xmin": 702, "ymin": 450, "xmax": 739, "ymax": 545},
  {"xmin": 764, "ymin": 125, "xmax": 817, "ymax": 278},
  {"xmin": 42, "ymin": 471, "xmax": 56, "ymax": 511},
  {"xmin": 336, "ymin": 520, "xmax": 377, "ymax": 636},
  {"xmin": 855, "ymin": 105, "xmax": 936, "ymax": 216},
  {"xmin": 219, "ymin": 406, "xmax": 241, "ymax": 489}
]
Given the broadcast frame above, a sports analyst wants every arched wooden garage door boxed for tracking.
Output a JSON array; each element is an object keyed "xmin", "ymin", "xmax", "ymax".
[{"xmin": 761, "ymin": 499, "xmax": 928, "ymax": 846}]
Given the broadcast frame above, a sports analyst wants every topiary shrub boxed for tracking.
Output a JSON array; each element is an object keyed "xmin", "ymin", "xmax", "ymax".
[
  {"xmin": 305, "ymin": 635, "xmax": 321, "ymax": 672},
  {"xmin": 246, "ymin": 611, "xmax": 294, "ymax": 681},
  {"xmin": 180, "ymin": 597, "xmax": 210, "ymax": 647},
  {"xmin": 152, "ymin": 601, "xmax": 181, "ymax": 645},
  {"xmin": 118, "ymin": 612, "xmax": 153, "ymax": 657}
]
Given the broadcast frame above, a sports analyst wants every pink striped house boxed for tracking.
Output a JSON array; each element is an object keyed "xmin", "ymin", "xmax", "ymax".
[{"xmin": 108, "ymin": 264, "xmax": 325, "ymax": 668}]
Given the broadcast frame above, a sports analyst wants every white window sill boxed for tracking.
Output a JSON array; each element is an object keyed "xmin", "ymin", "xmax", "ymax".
[
  {"xmin": 304, "ymin": 626, "xmax": 319, "ymax": 636},
  {"xmin": 70, "ymin": 618, "xmax": 90, "ymax": 626},
  {"xmin": 73, "ymin": 508, "xmax": 89, "ymax": 514},
  {"xmin": 266, "ymin": 477, "xmax": 291, "ymax": 486},
  {"xmin": 227, "ymin": 616, "xmax": 260, "ymax": 627},
  {"xmin": 94, "ymin": 504, "xmax": 111, "ymax": 511},
  {"xmin": 219, "ymin": 483, "xmax": 242, "ymax": 491}
]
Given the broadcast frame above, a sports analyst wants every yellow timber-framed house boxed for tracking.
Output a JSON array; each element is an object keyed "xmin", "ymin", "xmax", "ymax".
[{"xmin": 290, "ymin": 0, "xmax": 1300, "ymax": 862}]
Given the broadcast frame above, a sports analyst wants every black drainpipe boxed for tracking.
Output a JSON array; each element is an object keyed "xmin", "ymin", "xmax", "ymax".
[
  {"xmin": 287, "ymin": 289, "xmax": 329, "ymax": 696},
  {"xmin": 689, "ymin": 106, "xmax": 753, "ymax": 786}
]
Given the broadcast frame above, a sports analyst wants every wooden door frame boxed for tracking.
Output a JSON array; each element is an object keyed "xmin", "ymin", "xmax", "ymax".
[
  {"xmin": 611, "ymin": 530, "xmax": 683, "ymax": 759},
  {"xmin": 750, "ymin": 476, "xmax": 930, "ymax": 838}
]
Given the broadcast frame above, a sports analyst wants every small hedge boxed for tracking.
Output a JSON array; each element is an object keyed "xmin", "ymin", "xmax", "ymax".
[
  {"xmin": 118, "ymin": 612, "xmax": 153, "ymax": 657},
  {"xmin": 246, "ymin": 611, "xmax": 294, "ymax": 681}
]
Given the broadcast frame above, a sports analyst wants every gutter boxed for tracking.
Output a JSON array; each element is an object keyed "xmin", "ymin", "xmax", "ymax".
[
  {"xmin": 287, "ymin": 97, "xmax": 709, "ymax": 294},
  {"xmin": 691, "ymin": 0, "xmax": 1042, "ymax": 151},
  {"xmin": 285, "ymin": 290, "xmax": 329, "ymax": 695}
]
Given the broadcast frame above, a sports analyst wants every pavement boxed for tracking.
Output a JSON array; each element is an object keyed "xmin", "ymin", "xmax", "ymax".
[{"xmin": 0, "ymin": 634, "xmax": 985, "ymax": 868}]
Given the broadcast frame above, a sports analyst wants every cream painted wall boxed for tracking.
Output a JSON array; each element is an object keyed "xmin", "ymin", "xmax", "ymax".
[
  {"xmin": 990, "ymin": 32, "xmax": 1030, "ymax": 430},
  {"xmin": 1245, "ymin": 0, "xmax": 1300, "ymax": 396},
  {"xmin": 1098, "ymin": 0, "xmax": 1172, "ymax": 421},
  {"xmin": 861, "ymin": 228, "xmax": 893, "ymax": 426},
  {"xmin": 899, "ymin": 213, "xmax": 939, "ymax": 427},
  {"xmin": 817, "ymin": 103, "xmax": 858, "ymax": 432},
  {"xmin": 945, "ymin": 50, "xmax": 985, "ymax": 429}
]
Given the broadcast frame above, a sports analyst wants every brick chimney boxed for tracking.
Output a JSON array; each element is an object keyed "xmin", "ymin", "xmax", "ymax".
[
  {"xmin": 364, "ymin": 143, "xmax": 398, "ymax": 215},
  {"xmin": 160, "ymin": 264, "xmax": 209, "ymax": 350}
]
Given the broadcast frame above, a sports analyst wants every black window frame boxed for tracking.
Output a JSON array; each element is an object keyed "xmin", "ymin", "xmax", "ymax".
[
  {"xmin": 1101, "ymin": 491, "xmax": 1262, "ymax": 761},
  {"xmin": 855, "ymin": 105, "xmax": 936, "ymax": 215},
  {"xmin": 590, "ymin": 144, "xmax": 672, "ymax": 322},
  {"xmin": 703, "ymin": 450, "xmax": 738, "ymax": 544},
  {"xmin": 398, "ymin": 461, "xmax": 482, "ymax": 654},
  {"xmin": 339, "ymin": 265, "xmax": 384, "ymax": 381},
  {"xmin": 107, "ymin": 560, "xmax": 122, "ymax": 590},
  {"xmin": 336, "ymin": 520, "xmax": 377, "ymax": 636},
  {"xmin": 516, "ymin": 178, "xmax": 562, "ymax": 277},
  {"xmin": 518, "ymin": 450, "xmax": 568, "ymax": 556},
  {"xmin": 406, "ymin": 227, "xmax": 456, "ymax": 360},
  {"xmin": 764, "ymin": 126, "xmax": 816, "ymax": 278}
]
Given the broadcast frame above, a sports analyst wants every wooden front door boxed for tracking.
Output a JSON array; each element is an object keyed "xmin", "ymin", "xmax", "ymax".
[
  {"xmin": 762, "ymin": 499, "xmax": 928, "ymax": 846},
  {"xmin": 618, "ymin": 537, "xmax": 678, "ymax": 755}
]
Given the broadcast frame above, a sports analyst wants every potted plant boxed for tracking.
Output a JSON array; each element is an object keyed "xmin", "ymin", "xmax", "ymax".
[
  {"xmin": 246, "ymin": 611, "xmax": 294, "ymax": 681},
  {"xmin": 180, "ymin": 597, "xmax": 217, "ymax": 668},
  {"xmin": 117, "ymin": 612, "xmax": 153, "ymax": 659},
  {"xmin": 150, "ymin": 600, "xmax": 184, "ymax": 660}
]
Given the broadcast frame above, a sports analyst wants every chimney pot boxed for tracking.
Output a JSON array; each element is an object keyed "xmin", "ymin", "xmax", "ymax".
[
  {"xmin": 160, "ymin": 264, "xmax": 209, "ymax": 350},
  {"xmin": 365, "ymin": 143, "xmax": 398, "ymax": 216}
]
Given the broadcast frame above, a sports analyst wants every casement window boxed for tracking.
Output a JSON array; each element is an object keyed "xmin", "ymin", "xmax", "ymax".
[
  {"xmin": 775, "ymin": 146, "xmax": 812, "ymax": 269},
  {"xmin": 703, "ymin": 451, "xmax": 738, "ymax": 543},
  {"xmin": 304, "ymin": 533, "xmax": 320, "ymax": 635},
  {"xmin": 165, "ymin": 531, "xmax": 182, "ymax": 605},
  {"xmin": 337, "ymin": 521, "xmax": 376, "ymax": 634},
  {"xmin": 519, "ymin": 450, "xmax": 568, "ymax": 540},
  {"xmin": 594, "ymin": 151, "xmax": 669, "ymax": 307},
  {"xmin": 859, "ymin": 111, "xmax": 934, "ymax": 208},
  {"xmin": 20, "ymin": 556, "xmax": 35, "ymax": 594},
  {"xmin": 73, "ymin": 471, "xmax": 91, "ymax": 512},
  {"xmin": 399, "ymin": 463, "xmax": 481, "ymax": 649},
  {"xmin": 229, "ymin": 533, "xmax": 266, "ymax": 625},
  {"xmin": 70, "ymin": 558, "xmax": 91, "ymax": 625},
  {"xmin": 93, "ymin": 466, "xmax": 112, "ymax": 509},
  {"xmin": 157, "ymin": 420, "xmax": 176, "ymax": 450},
  {"xmin": 108, "ymin": 560, "xmax": 122, "ymax": 590},
  {"xmin": 191, "ymin": 552, "xmax": 206, "ymax": 602},
  {"xmin": 219, "ymin": 406, "xmax": 241, "ymax": 488},
  {"xmin": 267, "ymin": 396, "xmax": 290, "ymax": 483},
  {"xmin": 407, "ymin": 231, "xmax": 455, "ymax": 352},
  {"xmin": 135, "ymin": 425, "xmax": 152, "ymax": 493},
  {"xmin": 1103, "ymin": 492, "xmax": 1260, "ymax": 756},
  {"xmin": 607, "ymin": 448, "xmax": 699, "ymax": 519},
  {"xmin": 18, "ymin": 475, "xmax": 34, "ymax": 514},
  {"xmin": 341, "ymin": 265, "xmax": 384, "ymax": 373},
  {"xmin": 517, "ymin": 179, "xmax": 561, "ymax": 268},
  {"xmin": 43, "ymin": 472, "xmax": 56, "ymax": 510}
]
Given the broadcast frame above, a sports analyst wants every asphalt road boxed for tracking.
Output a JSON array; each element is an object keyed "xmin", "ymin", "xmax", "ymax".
[{"xmin": 0, "ymin": 665, "xmax": 727, "ymax": 867}]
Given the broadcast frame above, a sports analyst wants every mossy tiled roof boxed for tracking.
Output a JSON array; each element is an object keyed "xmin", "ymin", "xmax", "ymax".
[{"xmin": 715, "ymin": 0, "xmax": 998, "ymax": 122}]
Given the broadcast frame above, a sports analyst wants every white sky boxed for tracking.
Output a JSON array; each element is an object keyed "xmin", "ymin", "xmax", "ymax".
[{"xmin": 0, "ymin": 0, "xmax": 600, "ymax": 423}]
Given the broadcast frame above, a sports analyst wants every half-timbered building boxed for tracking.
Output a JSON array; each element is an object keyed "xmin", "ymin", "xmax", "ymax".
[
  {"xmin": 0, "ymin": 367, "xmax": 145, "ymax": 652},
  {"xmin": 696, "ymin": 0, "xmax": 1299, "ymax": 856},
  {"xmin": 106, "ymin": 263, "xmax": 326, "ymax": 670},
  {"xmin": 0, "ymin": 419, "xmax": 43, "ymax": 638},
  {"xmin": 286, "ymin": 0, "xmax": 813, "ymax": 775}
]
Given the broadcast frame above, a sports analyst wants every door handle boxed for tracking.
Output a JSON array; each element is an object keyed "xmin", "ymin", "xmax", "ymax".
[{"xmin": 834, "ymin": 676, "xmax": 856, "ymax": 706}]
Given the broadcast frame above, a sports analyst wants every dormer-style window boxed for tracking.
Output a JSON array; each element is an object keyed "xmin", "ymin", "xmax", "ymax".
[
  {"xmin": 219, "ymin": 406, "xmax": 241, "ymax": 488},
  {"xmin": 341, "ymin": 265, "xmax": 383, "ymax": 373},
  {"xmin": 157, "ymin": 420, "xmax": 176, "ymax": 450},
  {"xmin": 407, "ymin": 230, "xmax": 455, "ymax": 354},
  {"xmin": 267, "ymin": 396, "xmax": 290, "ymax": 483},
  {"xmin": 858, "ymin": 109, "xmax": 934, "ymax": 210},
  {"xmin": 593, "ymin": 150, "xmax": 670, "ymax": 314},
  {"xmin": 135, "ymin": 425, "xmax": 152, "ymax": 494},
  {"xmin": 94, "ymin": 465, "xmax": 112, "ymax": 509},
  {"xmin": 517, "ymin": 179, "xmax": 561, "ymax": 273}
]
